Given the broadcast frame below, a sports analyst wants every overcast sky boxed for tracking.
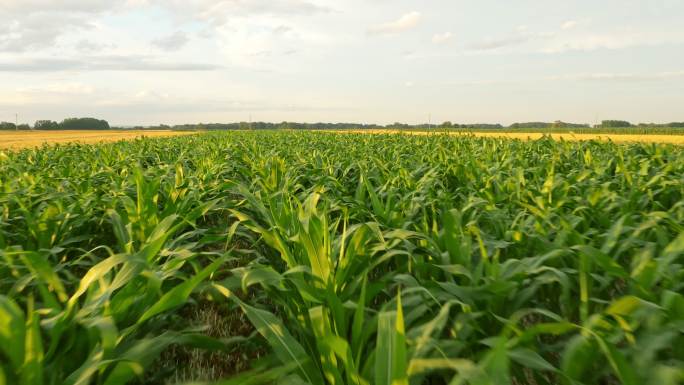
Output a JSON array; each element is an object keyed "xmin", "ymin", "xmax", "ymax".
[{"xmin": 1, "ymin": 0, "xmax": 683, "ymax": 126}]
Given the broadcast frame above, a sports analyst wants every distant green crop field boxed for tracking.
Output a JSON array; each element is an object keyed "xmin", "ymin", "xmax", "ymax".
[
  {"xmin": 1, "ymin": 131, "xmax": 683, "ymax": 385},
  {"xmin": 427, "ymin": 126, "xmax": 684, "ymax": 135}
]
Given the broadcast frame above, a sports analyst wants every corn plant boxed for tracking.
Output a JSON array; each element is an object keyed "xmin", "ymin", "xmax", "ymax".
[{"xmin": 1, "ymin": 131, "xmax": 683, "ymax": 385}]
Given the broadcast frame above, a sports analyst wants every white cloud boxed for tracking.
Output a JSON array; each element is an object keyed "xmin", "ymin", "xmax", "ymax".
[
  {"xmin": 468, "ymin": 35, "xmax": 529, "ymax": 51},
  {"xmin": 152, "ymin": 31, "xmax": 190, "ymax": 51},
  {"xmin": 0, "ymin": 55, "xmax": 219, "ymax": 71},
  {"xmin": 368, "ymin": 12, "xmax": 421, "ymax": 36},
  {"xmin": 464, "ymin": 26, "xmax": 558, "ymax": 52},
  {"xmin": 17, "ymin": 82, "xmax": 95, "ymax": 95},
  {"xmin": 548, "ymin": 70, "xmax": 684, "ymax": 82},
  {"xmin": 432, "ymin": 32, "xmax": 453, "ymax": 44},
  {"xmin": 0, "ymin": 13, "xmax": 95, "ymax": 52},
  {"xmin": 133, "ymin": 90, "xmax": 170, "ymax": 100},
  {"xmin": 140, "ymin": 0, "xmax": 329, "ymax": 26},
  {"xmin": 541, "ymin": 31, "xmax": 680, "ymax": 53},
  {"xmin": 75, "ymin": 39, "xmax": 115, "ymax": 53},
  {"xmin": 561, "ymin": 20, "xmax": 579, "ymax": 30},
  {"xmin": 0, "ymin": 0, "xmax": 119, "ymax": 14},
  {"xmin": 0, "ymin": 1, "xmax": 123, "ymax": 53}
]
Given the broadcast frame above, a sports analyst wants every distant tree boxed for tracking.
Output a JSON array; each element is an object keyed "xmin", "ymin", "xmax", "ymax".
[
  {"xmin": 441, "ymin": 121, "xmax": 453, "ymax": 128},
  {"xmin": 460, "ymin": 123, "xmax": 503, "ymax": 129},
  {"xmin": 59, "ymin": 117, "xmax": 110, "ymax": 130},
  {"xmin": 550, "ymin": 121, "xmax": 589, "ymax": 129},
  {"xmin": 390, "ymin": 122, "xmax": 409, "ymax": 130},
  {"xmin": 0, "ymin": 121, "xmax": 16, "ymax": 130},
  {"xmin": 34, "ymin": 120, "xmax": 60, "ymax": 130},
  {"xmin": 601, "ymin": 120, "xmax": 631, "ymax": 128},
  {"xmin": 509, "ymin": 122, "xmax": 551, "ymax": 129},
  {"xmin": 17, "ymin": 124, "xmax": 30, "ymax": 130}
]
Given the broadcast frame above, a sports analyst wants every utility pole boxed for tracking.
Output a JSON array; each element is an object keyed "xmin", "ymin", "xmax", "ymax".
[{"xmin": 15, "ymin": 113, "xmax": 18, "ymax": 130}]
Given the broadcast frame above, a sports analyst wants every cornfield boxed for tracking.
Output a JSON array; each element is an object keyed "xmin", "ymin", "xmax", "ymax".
[{"xmin": 1, "ymin": 131, "xmax": 683, "ymax": 385}]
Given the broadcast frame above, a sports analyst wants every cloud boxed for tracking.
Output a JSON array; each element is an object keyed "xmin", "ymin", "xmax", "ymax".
[
  {"xmin": 561, "ymin": 20, "xmax": 579, "ymax": 30},
  {"xmin": 133, "ymin": 89, "xmax": 170, "ymax": 100},
  {"xmin": 432, "ymin": 32, "xmax": 453, "ymax": 44},
  {"xmin": 141, "ymin": 0, "xmax": 330, "ymax": 26},
  {"xmin": 0, "ymin": 0, "xmax": 119, "ymax": 14},
  {"xmin": 204, "ymin": 0, "xmax": 328, "ymax": 16},
  {"xmin": 0, "ymin": 13, "xmax": 95, "ymax": 52},
  {"xmin": 17, "ymin": 82, "xmax": 95, "ymax": 95},
  {"xmin": 0, "ymin": 55, "xmax": 219, "ymax": 72},
  {"xmin": 368, "ymin": 12, "xmax": 421, "ymax": 36},
  {"xmin": 75, "ymin": 39, "xmax": 115, "ymax": 52},
  {"xmin": 549, "ymin": 70, "xmax": 684, "ymax": 82},
  {"xmin": 466, "ymin": 28, "xmax": 560, "ymax": 53},
  {"xmin": 450, "ymin": 70, "xmax": 684, "ymax": 87},
  {"xmin": 0, "ymin": 0, "xmax": 124, "ymax": 53},
  {"xmin": 273, "ymin": 25, "xmax": 294, "ymax": 35},
  {"xmin": 152, "ymin": 31, "xmax": 190, "ymax": 51},
  {"xmin": 541, "ymin": 31, "xmax": 675, "ymax": 53},
  {"xmin": 467, "ymin": 35, "xmax": 529, "ymax": 51}
]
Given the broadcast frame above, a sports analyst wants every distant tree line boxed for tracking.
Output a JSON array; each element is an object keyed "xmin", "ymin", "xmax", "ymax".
[
  {"xmin": 0, "ymin": 122, "xmax": 30, "ymax": 130},
  {"xmin": 4, "ymin": 117, "xmax": 684, "ymax": 131},
  {"xmin": 145, "ymin": 120, "xmax": 684, "ymax": 131},
  {"xmin": 435, "ymin": 122, "xmax": 504, "ymax": 129},
  {"xmin": 138, "ymin": 122, "xmax": 507, "ymax": 131},
  {"xmin": 146, "ymin": 122, "xmax": 388, "ymax": 131},
  {"xmin": 0, "ymin": 118, "xmax": 111, "ymax": 130},
  {"xmin": 593, "ymin": 120, "xmax": 684, "ymax": 128},
  {"xmin": 508, "ymin": 121, "xmax": 589, "ymax": 129},
  {"xmin": 597, "ymin": 120, "xmax": 632, "ymax": 128},
  {"xmin": 636, "ymin": 122, "xmax": 684, "ymax": 128},
  {"xmin": 34, "ymin": 118, "xmax": 110, "ymax": 130}
]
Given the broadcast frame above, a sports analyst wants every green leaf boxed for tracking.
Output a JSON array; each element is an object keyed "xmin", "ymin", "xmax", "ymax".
[
  {"xmin": 0, "ymin": 296, "xmax": 25, "ymax": 370},
  {"xmin": 595, "ymin": 335, "xmax": 639, "ymax": 385},
  {"xmin": 471, "ymin": 337, "xmax": 509, "ymax": 385},
  {"xmin": 214, "ymin": 284, "xmax": 323, "ymax": 385},
  {"xmin": 351, "ymin": 275, "xmax": 367, "ymax": 365},
  {"xmin": 605, "ymin": 296, "xmax": 644, "ymax": 317},
  {"xmin": 309, "ymin": 306, "xmax": 344, "ymax": 385},
  {"xmin": 375, "ymin": 291, "xmax": 407, "ymax": 385},
  {"xmin": 20, "ymin": 251, "xmax": 68, "ymax": 305},
  {"xmin": 407, "ymin": 358, "xmax": 476, "ymax": 377},
  {"xmin": 21, "ymin": 297, "xmax": 43, "ymax": 385},
  {"xmin": 139, "ymin": 255, "xmax": 227, "ymax": 323},
  {"xmin": 560, "ymin": 335, "xmax": 596, "ymax": 384},
  {"xmin": 181, "ymin": 361, "xmax": 302, "ymax": 385},
  {"xmin": 139, "ymin": 215, "xmax": 181, "ymax": 262},
  {"xmin": 508, "ymin": 348, "xmax": 557, "ymax": 372}
]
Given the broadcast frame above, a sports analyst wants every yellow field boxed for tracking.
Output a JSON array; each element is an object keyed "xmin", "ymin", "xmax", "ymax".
[
  {"xmin": 2, "ymin": 130, "xmax": 683, "ymax": 150},
  {"xmin": 0, "ymin": 130, "xmax": 195, "ymax": 150},
  {"xmin": 334, "ymin": 130, "xmax": 684, "ymax": 144}
]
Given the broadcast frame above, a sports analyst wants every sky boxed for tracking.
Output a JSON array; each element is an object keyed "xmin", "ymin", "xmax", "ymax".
[{"xmin": 1, "ymin": 0, "xmax": 683, "ymax": 126}]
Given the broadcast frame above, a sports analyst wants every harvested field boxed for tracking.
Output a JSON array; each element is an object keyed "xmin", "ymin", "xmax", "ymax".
[
  {"xmin": 0, "ymin": 130, "xmax": 195, "ymax": 149},
  {"xmin": 333, "ymin": 129, "xmax": 684, "ymax": 144}
]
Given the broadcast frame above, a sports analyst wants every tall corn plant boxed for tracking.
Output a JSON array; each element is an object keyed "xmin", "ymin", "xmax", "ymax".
[{"xmin": 2, "ymin": 131, "xmax": 684, "ymax": 385}]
